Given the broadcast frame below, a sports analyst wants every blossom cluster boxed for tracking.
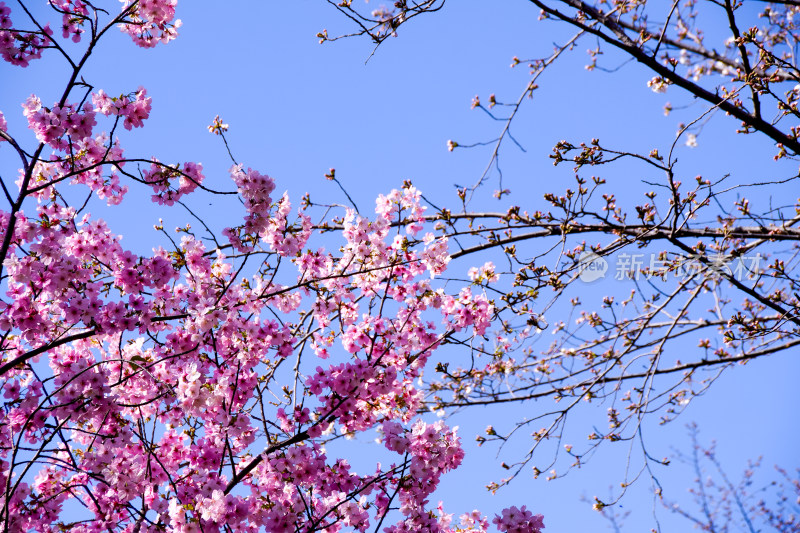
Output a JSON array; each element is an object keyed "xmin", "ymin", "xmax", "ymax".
[
  {"xmin": 376, "ymin": 184, "xmax": 426, "ymax": 235},
  {"xmin": 22, "ymin": 95, "xmax": 96, "ymax": 149},
  {"xmin": 93, "ymin": 87, "xmax": 152, "ymax": 130},
  {"xmin": 31, "ymin": 133, "xmax": 128, "ymax": 204},
  {"xmin": 51, "ymin": 0, "xmax": 88, "ymax": 42},
  {"xmin": 221, "ymin": 171, "xmax": 313, "ymax": 259},
  {"xmin": 468, "ymin": 261, "xmax": 500, "ymax": 283},
  {"xmin": 118, "ymin": 0, "xmax": 181, "ymax": 48},
  {"xmin": 142, "ymin": 159, "xmax": 204, "ymax": 205},
  {"xmin": 0, "ymin": 2, "xmax": 51, "ymax": 67},
  {"xmin": 382, "ymin": 421, "xmax": 467, "ymax": 532},
  {"xmin": 492, "ymin": 506, "xmax": 545, "ymax": 533}
]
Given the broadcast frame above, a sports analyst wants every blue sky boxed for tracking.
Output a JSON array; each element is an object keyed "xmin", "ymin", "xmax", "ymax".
[{"xmin": 2, "ymin": 1, "xmax": 799, "ymax": 530}]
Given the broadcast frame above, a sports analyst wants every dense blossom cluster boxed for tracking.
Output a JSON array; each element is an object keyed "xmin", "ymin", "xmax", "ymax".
[
  {"xmin": 93, "ymin": 87, "xmax": 152, "ymax": 130},
  {"xmin": 0, "ymin": 2, "xmax": 544, "ymax": 532},
  {"xmin": 19, "ymin": 89, "xmax": 132, "ymax": 205},
  {"xmin": 224, "ymin": 165, "xmax": 278, "ymax": 250},
  {"xmin": 0, "ymin": 2, "xmax": 51, "ymax": 67},
  {"xmin": 22, "ymin": 96, "xmax": 97, "ymax": 148},
  {"xmin": 380, "ymin": 421, "xmax": 468, "ymax": 532},
  {"xmin": 118, "ymin": 0, "xmax": 180, "ymax": 48},
  {"xmin": 492, "ymin": 506, "xmax": 545, "ymax": 533}
]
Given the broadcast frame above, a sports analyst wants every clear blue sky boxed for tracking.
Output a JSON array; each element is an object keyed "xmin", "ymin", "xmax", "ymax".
[{"xmin": 2, "ymin": 1, "xmax": 798, "ymax": 530}]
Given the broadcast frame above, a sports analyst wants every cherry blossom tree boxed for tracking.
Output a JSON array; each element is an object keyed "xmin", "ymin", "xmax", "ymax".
[
  {"xmin": 0, "ymin": 1, "xmax": 546, "ymax": 532},
  {"xmin": 4, "ymin": 0, "xmax": 800, "ymax": 530},
  {"xmin": 319, "ymin": 0, "xmax": 800, "ymax": 527}
]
